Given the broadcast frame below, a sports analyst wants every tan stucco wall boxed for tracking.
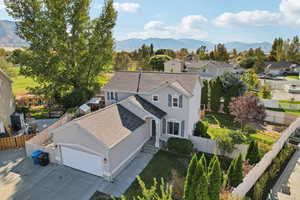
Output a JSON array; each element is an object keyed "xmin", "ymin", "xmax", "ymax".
[
  {"xmin": 108, "ymin": 123, "xmax": 150, "ymax": 177},
  {"xmin": 0, "ymin": 72, "xmax": 15, "ymax": 125}
]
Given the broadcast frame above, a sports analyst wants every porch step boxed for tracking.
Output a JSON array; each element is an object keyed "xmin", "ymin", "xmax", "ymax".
[{"xmin": 142, "ymin": 143, "xmax": 158, "ymax": 154}]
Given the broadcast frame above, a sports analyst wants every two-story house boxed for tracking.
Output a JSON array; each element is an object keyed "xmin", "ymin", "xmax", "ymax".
[
  {"xmin": 50, "ymin": 71, "xmax": 201, "ymax": 181},
  {"xmin": 0, "ymin": 68, "xmax": 15, "ymax": 133}
]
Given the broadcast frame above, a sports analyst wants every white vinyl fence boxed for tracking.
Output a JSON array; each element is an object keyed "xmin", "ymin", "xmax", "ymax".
[
  {"xmin": 232, "ymin": 118, "xmax": 300, "ymax": 198},
  {"xmin": 190, "ymin": 136, "xmax": 248, "ymax": 159},
  {"xmin": 261, "ymin": 99, "xmax": 300, "ymax": 110}
]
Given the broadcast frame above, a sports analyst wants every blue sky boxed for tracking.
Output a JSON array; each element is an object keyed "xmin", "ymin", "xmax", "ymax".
[{"xmin": 1, "ymin": 0, "xmax": 300, "ymax": 43}]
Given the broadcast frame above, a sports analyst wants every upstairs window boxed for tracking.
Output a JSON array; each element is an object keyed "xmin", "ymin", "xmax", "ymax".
[
  {"xmin": 152, "ymin": 95, "xmax": 159, "ymax": 102},
  {"xmin": 172, "ymin": 97, "xmax": 178, "ymax": 107}
]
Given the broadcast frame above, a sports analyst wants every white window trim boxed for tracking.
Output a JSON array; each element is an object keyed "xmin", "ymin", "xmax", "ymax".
[
  {"xmin": 171, "ymin": 95, "xmax": 179, "ymax": 108},
  {"xmin": 152, "ymin": 94, "xmax": 159, "ymax": 102},
  {"xmin": 166, "ymin": 119, "xmax": 182, "ymax": 138}
]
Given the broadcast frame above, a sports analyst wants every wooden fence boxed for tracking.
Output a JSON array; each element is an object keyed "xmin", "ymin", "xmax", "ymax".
[{"xmin": 0, "ymin": 134, "xmax": 36, "ymax": 150}]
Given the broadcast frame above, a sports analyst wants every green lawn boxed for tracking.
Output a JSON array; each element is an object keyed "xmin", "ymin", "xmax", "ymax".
[
  {"xmin": 124, "ymin": 150, "xmax": 189, "ymax": 199},
  {"xmin": 286, "ymin": 75, "xmax": 300, "ymax": 80},
  {"xmin": 12, "ymin": 75, "xmax": 38, "ymax": 96},
  {"xmin": 250, "ymin": 132, "xmax": 279, "ymax": 145},
  {"xmin": 124, "ymin": 150, "xmax": 232, "ymax": 199},
  {"xmin": 279, "ymin": 100, "xmax": 300, "ymax": 104}
]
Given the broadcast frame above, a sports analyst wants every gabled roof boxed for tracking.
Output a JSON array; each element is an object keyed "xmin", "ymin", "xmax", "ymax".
[
  {"xmin": 185, "ymin": 60, "xmax": 234, "ymax": 69},
  {"xmin": 73, "ymin": 103, "xmax": 145, "ymax": 149},
  {"xmin": 266, "ymin": 61, "xmax": 299, "ymax": 70},
  {"xmin": 127, "ymin": 95, "xmax": 167, "ymax": 119},
  {"xmin": 103, "ymin": 71, "xmax": 199, "ymax": 95}
]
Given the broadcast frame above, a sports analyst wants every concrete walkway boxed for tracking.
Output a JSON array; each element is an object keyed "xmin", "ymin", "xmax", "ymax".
[
  {"xmin": 273, "ymin": 149, "xmax": 300, "ymax": 199},
  {"xmin": 99, "ymin": 151, "xmax": 155, "ymax": 197}
]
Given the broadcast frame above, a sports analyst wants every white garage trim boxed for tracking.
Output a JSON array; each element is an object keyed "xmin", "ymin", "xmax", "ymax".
[{"xmin": 61, "ymin": 146, "xmax": 104, "ymax": 177}]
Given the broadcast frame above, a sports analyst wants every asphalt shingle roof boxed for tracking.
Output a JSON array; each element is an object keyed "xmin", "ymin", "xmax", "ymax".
[
  {"xmin": 131, "ymin": 95, "xmax": 167, "ymax": 119},
  {"xmin": 103, "ymin": 71, "xmax": 199, "ymax": 95},
  {"xmin": 74, "ymin": 103, "xmax": 145, "ymax": 148}
]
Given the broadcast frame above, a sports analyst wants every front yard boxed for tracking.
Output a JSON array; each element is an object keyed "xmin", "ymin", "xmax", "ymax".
[{"xmin": 124, "ymin": 150, "xmax": 232, "ymax": 199}]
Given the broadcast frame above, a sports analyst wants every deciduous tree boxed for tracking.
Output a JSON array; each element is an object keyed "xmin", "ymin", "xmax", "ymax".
[
  {"xmin": 229, "ymin": 94, "xmax": 266, "ymax": 128},
  {"xmin": 5, "ymin": 0, "xmax": 117, "ymax": 108}
]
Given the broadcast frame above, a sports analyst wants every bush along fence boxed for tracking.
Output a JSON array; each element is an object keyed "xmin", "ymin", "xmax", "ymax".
[
  {"xmin": 0, "ymin": 134, "xmax": 36, "ymax": 150},
  {"xmin": 231, "ymin": 117, "xmax": 300, "ymax": 198}
]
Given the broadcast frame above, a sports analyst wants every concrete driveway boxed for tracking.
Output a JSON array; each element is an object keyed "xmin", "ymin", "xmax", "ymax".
[
  {"xmin": 0, "ymin": 148, "xmax": 156, "ymax": 200},
  {"xmin": 0, "ymin": 149, "xmax": 107, "ymax": 200}
]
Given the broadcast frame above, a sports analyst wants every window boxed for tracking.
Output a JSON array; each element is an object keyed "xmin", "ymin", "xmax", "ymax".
[
  {"xmin": 172, "ymin": 97, "xmax": 178, "ymax": 107},
  {"xmin": 167, "ymin": 121, "xmax": 180, "ymax": 136},
  {"xmin": 110, "ymin": 92, "xmax": 114, "ymax": 100},
  {"xmin": 152, "ymin": 95, "xmax": 159, "ymax": 102}
]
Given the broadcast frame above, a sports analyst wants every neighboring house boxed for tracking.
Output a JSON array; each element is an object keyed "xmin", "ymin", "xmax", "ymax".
[
  {"xmin": 51, "ymin": 71, "xmax": 201, "ymax": 181},
  {"xmin": 0, "ymin": 68, "xmax": 15, "ymax": 133},
  {"xmin": 164, "ymin": 59, "xmax": 185, "ymax": 73},
  {"xmin": 185, "ymin": 60, "xmax": 235, "ymax": 79},
  {"xmin": 265, "ymin": 61, "xmax": 299, "ymax": 76}
]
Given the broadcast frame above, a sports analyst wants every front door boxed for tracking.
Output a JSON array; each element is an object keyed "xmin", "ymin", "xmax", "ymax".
[{"xmin": 151, "ymin": 120, "xmax": 156, "ymax": 138}]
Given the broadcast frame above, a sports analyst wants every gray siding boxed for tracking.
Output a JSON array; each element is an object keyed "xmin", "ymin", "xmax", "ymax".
[
  {"xmin": 140, "ymin": 86, "xmax": 189, "ymax": 138},
  {"xmin": 108, "ymin": 122, "xmax": 150, "ymax": 176}
]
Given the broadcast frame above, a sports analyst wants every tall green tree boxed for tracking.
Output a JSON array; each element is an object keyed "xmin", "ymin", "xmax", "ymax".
[
  {"xmin": 5, "ymin": 0, "xmax": 117, "ymax": 108},
  {"xmin": 184, "ymin": 155, "xmax": 198, "ymax": 200},
  {"xmin": 228, "ymin": 154, "xmax": 244, "ymax": 187},
  {"xmin": 210, "ymin": 77, "xmax": 222, "ymax": 113},
  {"xmin": 196, "ymin": 160, "xmax": 210, "ymax": 200},
  {"xmin": 149, "ymin": 55, "xmax": 171, "ymax": 71},
  {"xmin": 201, "ymin": 80, "xmax": 209, "ymax": 109},
  {"xmin": 208, "ymin": 156, "xmax": 222, "ymax": 200},
  {"xmin": 246, "ymin": 140, "xmax": 260, "ymax": 165}
]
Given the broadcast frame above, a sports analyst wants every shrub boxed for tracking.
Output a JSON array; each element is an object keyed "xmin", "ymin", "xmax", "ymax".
[
  {"xmin": 167, "ymin": 138, "xmax": 194, "ymax": 155},
  {"xmin": 216, "ymin": 135, "xmax": 235, "ymax": 154},
  {"xmin": 193, "ymin": 121, "xmax": 210, "ymax": 138},
  {"xmin": 229, "ymin": 130, "xmax": 246, "ymax": 144},
  {"xmin": 243, "ymin": 125, "xmax": 257, "ymax": 135},
  {"xmin": 246, "ymin": 140, "xmax": 260, "ymax": 165}
]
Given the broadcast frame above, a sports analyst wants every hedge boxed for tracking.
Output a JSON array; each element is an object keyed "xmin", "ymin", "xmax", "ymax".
[{"xmin": 167, "ymin": 138, "xmax": 194, "ymax": 155}]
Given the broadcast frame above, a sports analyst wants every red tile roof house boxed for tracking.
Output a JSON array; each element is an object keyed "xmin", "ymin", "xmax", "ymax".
[{"xmin": 50, "ymin": 71, "xmax": 202, "ymax": 181}]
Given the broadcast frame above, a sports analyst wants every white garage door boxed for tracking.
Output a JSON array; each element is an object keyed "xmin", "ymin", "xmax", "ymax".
[{"xmin": 61, "ymin": 146, "xmax": 104, "ymax": 177}]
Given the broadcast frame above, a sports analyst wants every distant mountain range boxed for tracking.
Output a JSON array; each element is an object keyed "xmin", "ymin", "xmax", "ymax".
[
  {"xmin": 0, "ymin": 20, "xmax": 272, "ymax": 52},
  {"xmin": 116, "ymin": 38, "xmax": 272, "ymax": 52},
  {"xmin": 0, "ymin": 20, "xmax": 27, "ymax": 47}
]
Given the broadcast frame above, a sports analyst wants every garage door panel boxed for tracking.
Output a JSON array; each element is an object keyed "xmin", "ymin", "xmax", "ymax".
[{"xmin": 61, "ymin": 146, "xmax": 103, "ymax": 177}]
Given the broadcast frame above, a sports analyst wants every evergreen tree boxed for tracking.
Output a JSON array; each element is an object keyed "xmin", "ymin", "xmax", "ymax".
[
  {"xmin": 208, "ymin": 156, "xmax": 222, "ymax": 200},
  {"xmin": 246, "ymin": 141, "xmax": 260, "ymax": 165},
  {"xmin": 200, "ymin": 154, "xmax": 208, "ymax": 174},
  {"xmin": 201, "ymin": 80, "xmax": 209, "ymax": 109},
  {"xmin": 196, "ymin": 161, "xmax": 210, "ymax": 200},
  {"xmin": 210, "ymin": 77, "xmax": 222, "ymax": 113},
  {"xmin": 228, "ymin": 154, "xmax": 244, "ymax": 187},
  {"xmin": 184, "ymin": 155, "xmax": 198, "ymax": 200},
  {"xmin": 227, "ymin": 157, "xmax": 236, "ymax": 187}
]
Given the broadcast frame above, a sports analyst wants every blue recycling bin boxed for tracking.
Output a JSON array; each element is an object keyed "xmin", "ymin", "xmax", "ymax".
[{"xmin": 31, "ymin": 151, "xmax": 43, "ymax": 165}]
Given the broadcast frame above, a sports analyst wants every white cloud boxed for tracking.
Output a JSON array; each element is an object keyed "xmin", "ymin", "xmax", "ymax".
[
  {"xmin": 214, "ymin": 0, "xmax": 300, "ymax": 28},
  {"xmin": 280, "ymin": 0, "xmax": 300, "ymax": 24},
  {"xmin": 113, "ymin": 2, "xmax": 140, "ymax": 13},
  {"xmin": 126, "ymin": 15, "xmax": 208, "ymax": 40},
  {"xmin": 214, "ymin": 10, "xmax": 281, "ymax": 27}
]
